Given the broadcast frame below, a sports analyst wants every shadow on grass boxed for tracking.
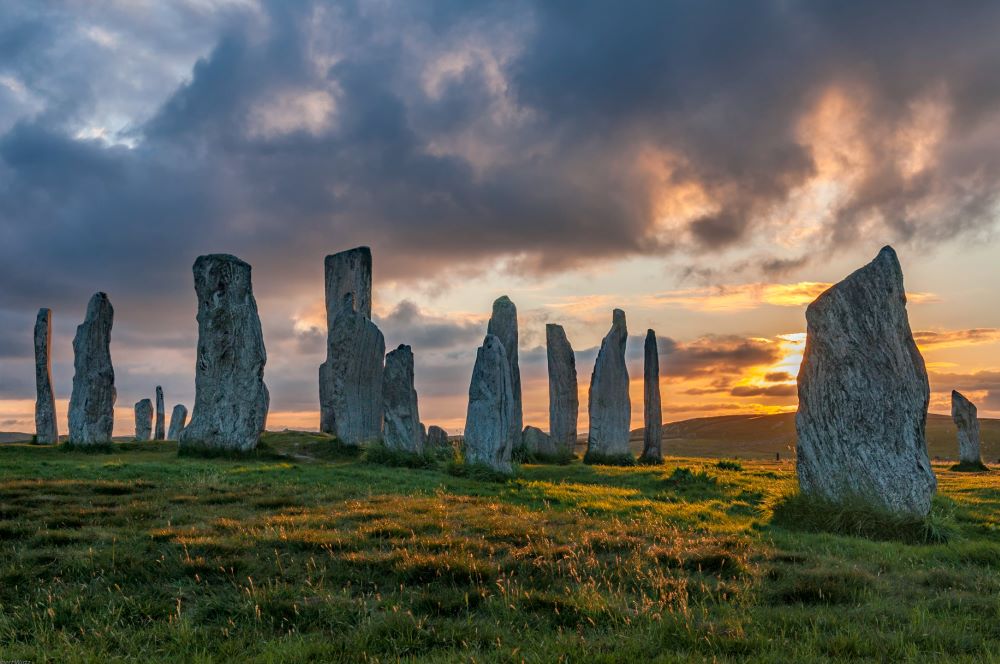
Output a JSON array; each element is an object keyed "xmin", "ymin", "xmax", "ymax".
[
  {"xmin": 177, "ymin": 441, "xmax": 286, "ymax": 461},
  {"xmin": 582, "ymin": 451, "xmax": 635, "ymax": 467},
  {"xmin": 949, "ymin": 460, "xmax": 991, "ymax": 473}
]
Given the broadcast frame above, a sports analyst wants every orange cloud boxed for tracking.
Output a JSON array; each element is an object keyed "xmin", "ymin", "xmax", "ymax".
[{"xmin": 914, "ymin": 328, "xmax": 1000, "ymax": 350}]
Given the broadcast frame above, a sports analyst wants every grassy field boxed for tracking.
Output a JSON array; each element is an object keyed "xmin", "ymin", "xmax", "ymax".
[{"xmin": 0, "ymin": 433, "xmax": 998, "ymax": 662}]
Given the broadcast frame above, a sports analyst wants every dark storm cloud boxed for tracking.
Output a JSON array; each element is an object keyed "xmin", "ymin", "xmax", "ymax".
[{"xmin": 660, "ymin": 336, "xmax": 782, "ymax": 379}]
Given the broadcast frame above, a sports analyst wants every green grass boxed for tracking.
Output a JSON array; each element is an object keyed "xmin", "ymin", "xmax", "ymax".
[{"xmin": 0, "ymin": 433, "xmax": 997, "ymax": 661}]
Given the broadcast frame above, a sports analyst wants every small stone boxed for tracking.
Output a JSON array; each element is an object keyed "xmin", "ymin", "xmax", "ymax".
[
  {"xmin": 488, "ymin": 296, "xmax": 522, "ymax": 449},
  {"xmin": 154, "ymin": 386, "xmax": 165, "ymax": 441},
  {"xmin": 68, "ymin": 293, "xmax": 116, "ymax": 445},
  {"xmin": 586, "ymin": 309, "xmax": 631, "ymax": 459},
  {"xmin": 952, "ymin": 390, "xmax": 983, "ymax": 466},
  {"xmin": 464, "ymin": 334, "xmax": 514, "ymax": 474},
  {"xmin": 179, "ymin": 255, "xmax": 269, "ymax": 452},
  {"xmin": 546, "ymin": 323, "xmax": 578, "ymax": 456},
  {"xmin": 796, "ymin": 246, "xmax": 936, "ymax": 517},
  {"xmin": 641, "ymin": 329, "xmax": 662, "ymax": 463},
  {"xmin": 33, "ymin": 308, "xmax": 59, "ymax": 444},
  {"xmin": 134, "ymin": 399, "xmax": 153, "ymax": 441},
  {"xmin": 522, "ymin": 425, "xmax": 558, "ymax": 457},
  {"xmin": 382, "ymin": 344, "xmax": 423, "ymax": 453},
  {"xmin": 426, "ymin": 425, "xmax": 450, "ymax": 449},
  {"xmin": 167, "ymin": 404, "xmax": 188, "ymax": 440}
]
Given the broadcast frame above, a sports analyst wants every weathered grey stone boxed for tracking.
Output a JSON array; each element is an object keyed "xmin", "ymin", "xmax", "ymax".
[
  {"xmin": 68, "ymin": 293, "xmax": 116, "ymax": 444},
  {"xmin": 179, "ymin": 255, "xmax": 269, "ymax": 452},
  {"xmin": 420, "ymin": 422, "xmax": 427, "ymax": 446},
  {"xmin": 522, "ymin": 425, "xmax": 558, "ymax": 457},
  {"xmin": 952, "ymin": 390, "xmax": 982, "ymax": 466},
  {"xmin": 426, "ymin": 425, "xmax": 450, "ymax": 449},
  {"xmin": 319, "ymin": 293, "xmax": 384, "ymax": 444},
  {"xmin": 134, "ymin": 399, "xmax": 153, "ymax": 441},
  {"xmin": 154, "ymin": 385, "xmax": 165, "ymax": 441},
  {"xmin": 488, "ymin": 296, "xmax": 522, "ymax": 448},
  {"xmin": 546, "ymin": 323, "xmax": 578, "ymax": 456},
  {"xmin": 324, "ymin": 246, "xmax": 372, "ymax": 325},
  {"xmin": 33, "ymin": 308, "xmax": 58, "ymax": 444},
  {"xmin": 382, "ymin": 344, "xmax": 423, "ymax": 453},
  {"xmin": 586, "ymin": 309, "xmax": 631, "ymax": 459},
  {"xmin": 641, "ymin": 329, "xmax": 662, "ymax": 462},
  {"xmin": 167, "ymin": 404, "xmax": 188, "ymax": 440},
  {"xmin": 796, "ymin": 246, "xmax": 936, "ymax": 517},
  {"xmin": 464, "ymin": 334, "xmax": 514, "ymax": 473}
]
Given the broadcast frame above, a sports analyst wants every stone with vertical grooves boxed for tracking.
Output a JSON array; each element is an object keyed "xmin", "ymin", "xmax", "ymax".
[
  {"xmin": 68, "ymin": 293, "xmax": 116, "ymax": 444},
  {"xmin": 641, "ymin": 329, "xmax": 662, "ymax": 462},
  {"xmin": 464, "ymin": 334, "xmax": 514, "ymax": 474},
  {"xmin": 154, "ymin": 386, "xmax": 165, "ymax": 440},
  {"xmin": 382, "ymin": 344, "xmax": 423, "ymax": 453},
  {"xmin": 796, "ymin": 246, "xmax": 936, "ymax": 517},
  {"xmin": 426, "ymin": 425, "xmax": 449, "ymax": 449},
  {"xmin": 952, "ymin": 390, "xmax": 982, "ymax": 466},
  {"xmin": 33, "ymin": 308, "xmax": 59, "ymax": 444},
  {"xmin": 134, "ymin": 399, "xmax": 153, "ymax": 441},
  {"xmin": 179, "ymin": 255, "xmax": 269, "ymax": 452},
  {"xmin": 586, "ymin": 309, "xmax": 631, "ymax": 459},
  {"xmin": 546, "ymin": 323, "xmax": 578, "ymax": 456},
  {"xmin": 488, "ymin": 296, "xmax": 522, "ymax": 449},
  {"xmin": 168, "ymin": 404, "xmax": 188, "ymax": 440}
]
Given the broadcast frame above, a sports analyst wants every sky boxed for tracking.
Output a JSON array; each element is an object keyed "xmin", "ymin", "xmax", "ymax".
[{"xmin": 1, "ymin": 0, "xmax": 999, "ymax": 435}]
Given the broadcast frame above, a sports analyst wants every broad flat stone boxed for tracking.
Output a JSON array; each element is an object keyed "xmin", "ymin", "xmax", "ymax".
[
  {"xmin": 796, "ymin": 246, "xmax": 936, "ymax": 517},
  {"xmin": 154, "ymin": 385, "xmax": 165, "ymax": 441},
  {"xmin": 134, "ymin": 399, "xmax": 153, "ymax": 441},
  {"xmin": 382, "ymin": 344, "xmax": 423, "ymax": 453},
  {"xmin": 586, "ymin": 309, "xmax": 631, "ymax": 459},
  {"xmin": 546, "ymin": 323, "xmax": 578, "ymax": 455},
  {"xmin": 952, "ymin": 390, "xmax": 982, "ymax": 466},
  {"xmin": 33, "ymin": 308, "xmax": 59, "ymax": 444},
  {"xmin": 522, "ymin": 425, "xmax": 558, "ymax": 457},
  {"xmin": 179, "ymin": 255, "xmax": 269, "ymax": 452},
  {"xmin": 68, "ymin": 293, "xmax": 116, "ymax": 444},
  {"xmin": 641, "ymin": 329, "xmax": 662, "ymax": 462},
  {"xmin": 488, "ymin": 296, "xmax": 522, "ymax": 449},
  {"xmin": 464, "ymin": 334, "xmax": 514, "ymax": 473},
  {"xmin": 167, "ymin": 404, "xmax": 188, "ymax": 440}
]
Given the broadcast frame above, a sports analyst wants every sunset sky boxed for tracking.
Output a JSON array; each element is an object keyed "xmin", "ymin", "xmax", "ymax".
[{"xmin": 1, "ymin": 1, "xmax": 999, "ymax": 435}]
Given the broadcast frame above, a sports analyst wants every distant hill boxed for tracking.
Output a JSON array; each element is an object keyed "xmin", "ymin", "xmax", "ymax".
[
  {"xmin": 631, "ymin": 412, "xmax": 1000, "ymax": 461},
  {"xmin": 0, "ymin": 432, "xmax": 33, "ymax": 444}
]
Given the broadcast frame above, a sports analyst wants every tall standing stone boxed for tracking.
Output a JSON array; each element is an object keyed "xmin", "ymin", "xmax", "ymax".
[
  {"xmin": 641, "ymin": 329, "xmax": 662, "ymax": 463},
  {"xmin": 68, "ymin": 293, "xmax": 116, "ymax": 444},
  {"xmin": 324, "ymin": 246, "xmax": 372, "ymax": 324},
  {"xmin": 488, "ymin": 296, "xmax": 522, "ymax": 449},
  {"xmin": 586, "ymin": 309, "xmax": 631, "ymax": 460},
  {"xmin": 796, "ymin": 246, "xmax": 936, "ymax": 517},
  {"xmin": 952, "ymin": 390, "xmax": 983, "ymax": 467},
  {"xmin": 382, "ymin": 344, "xmax": 423, "ymax": 453},
  {"xmin": 167, "ymin": 404, "xmax": 188, "ymax": 440},
  {"xmin": 134, "ymin": 399, "xmax": 153, "ymax": 441},
  {"xmin": 546, "ymin": 323, "xmax": 578, "ymax": 455},
  {"xmin": 464, "ymin": 334, "xmax": 514, "ymax": 474},
  {"xmin": 426, "ymin": 425, "xmax": 450, "ymax": 449},
  {"xmin": 33, "ymin": 308, "xmax": 59, "ymax": 444},
  {"xmin": 179, "ymin": 255, "xmax": 269, "ymax": 452},
  {"xmin": 319, "ymin": 294, "xmax": 384, "ymax": 444},
  {"xmin": 154, "ymin": 385, "xmax": 165, "ymax": 441}
]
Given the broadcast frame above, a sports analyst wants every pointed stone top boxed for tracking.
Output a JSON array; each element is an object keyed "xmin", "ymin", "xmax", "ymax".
[
  {"xmin": 952, "ymin": 390, "xmax": 976, "ymax": 411},
  {"xmin": 645, "ymin": 328, "xmax": 655, "ymax": 339},
  {"xmin": 808, "ymin": 246, "xmax": 905, "ymax": 319},
  {"xmin": 493, "ymin": 295, "xmax": 515, "ymax": 308},
  {"xmin": 482, "ymin": 333, "xmax": 505, "ymax": 354},
  {"xmin": 85, "ymin": 292, "xmax": 113, "ymax": 316}
]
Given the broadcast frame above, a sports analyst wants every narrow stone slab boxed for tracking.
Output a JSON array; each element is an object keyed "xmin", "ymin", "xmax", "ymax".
[
  {"xmin": 382, "ymin": 344, "xmax": 423, "ymax": 453},
  {"xmin": 68, "ymin": 293, "xmax": 116, "ymax": 444},
  {"xmin": 641, "ymin": 329, "xmax": 662, "ymax": 463},
  {"xmin": 33, "ymin": 308, "xmax": 59, "ymax": 444},
  {"xmin": 167, "ymin": 404, "xmax": 188, "ymax": 440},
  {"xmin": 522, "ymin": 425, "xmax": 558, "ymax": 457},
  {"xmin": 426, "ymin": 425, "xmax": 449, "ymax": 449},
  {"xmin": 488, "ymin": 296, "xmax": 522, "ymax": 448},
  {"xmin": 134, "ymin": 399, "xmax": 153, "ymax": 441},
  {"xmin": 796, "ymin": 246, "xmax": 936, "ymax": 517},
  {"xmin": 464, "ymin": 334, "xmax": 514, "ymax": 474},
  {"xmin": 952, "ymin": 390, "xmax": 983, "ymax": 466},
  {"xmin": 324, "ymin": 246, "xmax": 372, "ymax": 324},
  {"xmin": 586, "ymin": 309, "xmax": 631, "ymax": 459},
  {"xmin": 154, "ymin": 385, "xmax": 165, "ymax": 441},
  {"xmin": 179, "ymin": 255, "xmax": 269, "ymax": 452},
  {"xmin": 546, "ymin": 323, "xmax": 578, "ymax": 456}
]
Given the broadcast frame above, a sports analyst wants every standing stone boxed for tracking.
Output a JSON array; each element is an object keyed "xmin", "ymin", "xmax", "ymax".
[
  {"xmin": 522, "ymin": 425, "xmax": 558, "ymax": 457},
  {"xmin": 33, "ymin": 308, "xmax": 59, "ymax": 444},
  {"xmin": 382, "ymin": 344, "xmax": 423, "ymax": 453},
  {"xmin": 546, "ymin": 323, "xmax": 578, "ymax": 455},
  {"xmin": 426, "ymin": 425, "xmax": 450, "ymax": 449},
  {"xmin": 464, "ymin": 334, "xmax": 514, "ymax": 474},
  {"xmin": 68, "ymin": 293, "xmax": 116, "ymax": 444},
  {"xmin": 154, "ymin": 385, "xmax": 165, "ymax": 441},
  {"xmin": 167, "ymin": 404, "xmax": 188, "ymax": 440},
  {"xmin": 586, "ymin": 309, "xmax": 631, "ymax": 460},
  {"xmin": 952, "ymin": 391, "xmax": 983, "ymax": 467},
  {"xmin": 134, "ymin": 399, "xmax": 153, "ymax": 441},
  {"xmin": 796, "ymin": 246, "xmax": 936, "ymax": 517},
  {"xmin": 641, "ymin": 329, "xmax": 662, "ymax": 463},
  {"xmin": 319, "ymin": 294, "xmax": 384, "ymax": 444},
  {"xmin": 179, "ymin": 255, "xmax": 269, "ymax": 452},
  {"xmin": 488, "ymin": 296, "xmax": 522, "ymax": 449},
  {"xmin": 324, "ymin": 246, "xmax": 372, "ymax": 325}
]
